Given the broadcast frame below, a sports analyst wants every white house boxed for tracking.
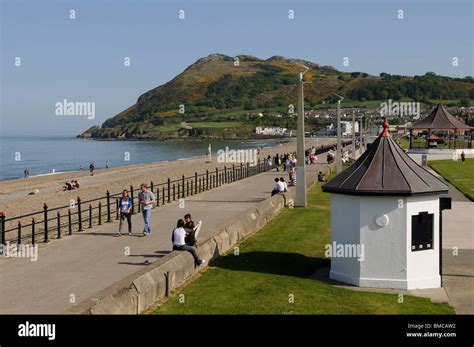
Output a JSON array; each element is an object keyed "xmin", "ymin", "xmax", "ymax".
[{"xmin": 322, "ymin": 120, "xmax": 449, "ymax": 290}]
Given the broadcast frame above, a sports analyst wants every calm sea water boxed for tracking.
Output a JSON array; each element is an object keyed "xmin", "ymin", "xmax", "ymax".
[{"xmin": 0, "ymin": 137, "xmax": 281, "ymax": 180}]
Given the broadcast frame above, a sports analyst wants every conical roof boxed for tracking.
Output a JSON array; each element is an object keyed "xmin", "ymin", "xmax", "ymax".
[
  {"xmin": 322, "ymin": 120, "xmax": 449, "ymax": 196},
  {"xmin": 410, "ymin": 104, "xmax": 472, "ymax": 130}
]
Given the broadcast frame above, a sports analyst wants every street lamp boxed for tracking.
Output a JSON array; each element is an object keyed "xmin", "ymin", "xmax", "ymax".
[
  {"xmin": 295, "ymin": 65, "xmax": 309, "ymax": 207},
  {"xmin": 334, "ymin": 93, "xmax": 344, "ymax": 173}
]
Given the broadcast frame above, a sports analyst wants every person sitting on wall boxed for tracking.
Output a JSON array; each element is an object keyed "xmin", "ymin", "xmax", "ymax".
[
  {"xmin": 172, "ymin": 219, "xmax": 205, "ymax": 267},
  {"xmin": 318, "ymin": 171, "xmax": 327, "ymax": 182},
  {"xmin": 183, "ymin": 213, "xmax": 202, "ymax": 247},
  {"xmin": 289, "ymin": 171, "xmax": 296, "ymax": 186},
  {"xmin": 279, "ymin": 177, "xmax": 288, "ymax": 192},
  {"xmin": 271, "ymin": 177, "xmax": 285, "ymax": 196}
]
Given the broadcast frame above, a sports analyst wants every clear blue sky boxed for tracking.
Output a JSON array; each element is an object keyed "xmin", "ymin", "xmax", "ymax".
[{"xmin": 1, "ymin": 0, "xmax": 472, "ymax": 136}]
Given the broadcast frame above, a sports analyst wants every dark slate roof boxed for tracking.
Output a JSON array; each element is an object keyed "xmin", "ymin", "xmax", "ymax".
[
  {"xmin": 322, "ymin": 120, "xmax": 449, "ymax": 196},
  {"xmin": 410, "ymin": 104, "xmax": 473, "ymax": 130}
]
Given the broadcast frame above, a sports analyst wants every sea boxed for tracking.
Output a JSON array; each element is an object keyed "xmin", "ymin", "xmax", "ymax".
[{"xmin": 0, "ymin": 137, "xmax": 282, "ymax": 180}]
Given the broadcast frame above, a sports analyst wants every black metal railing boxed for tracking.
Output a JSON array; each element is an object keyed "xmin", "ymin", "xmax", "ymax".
[{"xmin": 0, "ymin": 144, "xmax": 340, "ymax": 246}]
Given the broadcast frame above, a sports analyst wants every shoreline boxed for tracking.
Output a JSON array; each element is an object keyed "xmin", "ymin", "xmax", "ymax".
[
  {"xmin": 1, "ymin": 137, "xmax": 286, "ymax": 182},
  {"xmin": 0, "ymin": 137, "xmax": 334, "ymax": 220}
]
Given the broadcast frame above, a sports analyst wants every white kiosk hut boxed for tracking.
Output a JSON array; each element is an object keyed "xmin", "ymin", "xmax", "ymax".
[{"xmin": 322, "ymin": 120, "xmax": 449, "ymax": 290}]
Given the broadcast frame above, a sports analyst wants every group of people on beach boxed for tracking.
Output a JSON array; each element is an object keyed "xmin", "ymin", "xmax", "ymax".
[
  {"xmin": 116, "ymin": 183, "xmax": 205, "ymax": 266},
  {"xmin": 63, "ymin": 180, "xmax": 80, "ymax": 191}
]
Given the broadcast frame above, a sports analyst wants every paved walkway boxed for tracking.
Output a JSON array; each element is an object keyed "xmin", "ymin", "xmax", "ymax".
[
  {"xmin": 0, "ymin": 163, "xmax": 324, "ymax": 313},
  {"xmin": 427, "ymin": 168, "xmax": 474, "ymax": 314}
]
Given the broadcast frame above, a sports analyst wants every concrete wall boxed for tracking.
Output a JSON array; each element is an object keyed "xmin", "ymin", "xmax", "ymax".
[
  {"xmin": 405, "ymin": 195, "xmax": 441, "ymax": 289},
  {"xmin": 66, "ymin": 164, "xmax": 332, "ymax": 314}
]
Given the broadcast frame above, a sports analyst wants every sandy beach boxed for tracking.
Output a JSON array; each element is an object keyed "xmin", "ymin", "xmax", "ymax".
[{"xmin": 0, "ymin": 138, "xmax": 335, "ymax": 222}]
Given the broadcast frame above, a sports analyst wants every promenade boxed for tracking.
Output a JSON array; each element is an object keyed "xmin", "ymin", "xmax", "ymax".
[{"xmin": 0, "ymin": 162, "xmax": 325, "ymax": 313}]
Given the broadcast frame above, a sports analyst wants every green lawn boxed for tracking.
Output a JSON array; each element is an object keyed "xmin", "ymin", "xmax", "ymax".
[
  {"xmin": 153, "ymin": 181, "xmax": 454, "ymax": 314},
  {"xmin": 429, "ymin": 159, "xmax": 474, "ymax": 201}
]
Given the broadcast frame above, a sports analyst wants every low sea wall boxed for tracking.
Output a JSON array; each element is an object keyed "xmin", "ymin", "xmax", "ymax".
[{"xmin": 66, "ymin": 163, "xmax": 336, "ymax": 314}]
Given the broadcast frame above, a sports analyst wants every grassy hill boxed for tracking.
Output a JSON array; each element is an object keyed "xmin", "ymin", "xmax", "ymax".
[{"xmin": 79, "ymin": 53, "xmax": 474, "ymax": 140}]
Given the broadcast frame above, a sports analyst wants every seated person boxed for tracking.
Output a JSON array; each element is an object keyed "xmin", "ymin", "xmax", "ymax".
[
  {"xmin": 74, "ymin": 180, "xmax": 80, "ymax": 189},
  {"xmin": 289, "ymin": 172, "xmax": 296, "ymax": 186},
  {"xmin": 271, "ymin": 177, "xmax": 285, "ymax": 196},
  {"xmin": 172, "ymin": 219, "xmax": 205, "ymax": 266},
  {"xmin": 64, "ymin": 182, "xmax": 73, "ymax": 191},
  {"xmin": 183, "ymin": 213, "xmax": 202, "ymax": 246},
  {"xmin": 318, "ymin": 171, "xmax": 327, "ymax": 182},
  {"xmin": 279, "ymin": 177, "xmax": 288, "ymax": 192}
]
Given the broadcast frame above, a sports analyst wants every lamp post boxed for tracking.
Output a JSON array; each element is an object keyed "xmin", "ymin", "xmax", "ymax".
[
  {"xmin": 295, "ymin": 65, "xmax": 309, "ymax": 207},
  {"xmin": 352, "ymin": 111, "xmax": 356, "ymax": 159},
  {"xmin": 334, "ymin": 94, "xmax": 344, "ymax": 173}
]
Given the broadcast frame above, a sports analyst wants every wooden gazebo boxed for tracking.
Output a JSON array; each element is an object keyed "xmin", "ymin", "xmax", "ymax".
[{"xmin": 408, "ymin": 104, "xmax": 473, "ymax": 149}]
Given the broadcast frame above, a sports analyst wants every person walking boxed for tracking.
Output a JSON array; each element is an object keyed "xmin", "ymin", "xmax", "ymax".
[
  {"xmin": 274, "ymin": 154, "xmax": 280, "ymax": 172},
  {"xmin": 138, "ymin": 183, "xmax": 155, "ymax": 236},
  {"xmin": 117, "ymin": 189, "xmax": 133, "ymax": 236},
  {"xmin": 461, "ymin": 151, "xmax": 466, "ymax": 164},
  {"xmin": 89, "ymin": 163, "xmax": 95, "ymax": 176}
]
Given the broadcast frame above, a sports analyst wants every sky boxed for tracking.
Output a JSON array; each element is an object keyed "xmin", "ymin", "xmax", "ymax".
[{"xmin": 0, "ymin": 0, "xmax": 473, "ymax": 136}]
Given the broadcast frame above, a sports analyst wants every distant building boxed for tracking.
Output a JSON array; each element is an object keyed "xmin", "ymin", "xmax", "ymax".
[
  {"xmin": 255, "ymin": 127, "xmax": 288, "ymax": 136},
  {"xmin": 325, "ymin": 121, "xmax": 359, "ymax": 136}
]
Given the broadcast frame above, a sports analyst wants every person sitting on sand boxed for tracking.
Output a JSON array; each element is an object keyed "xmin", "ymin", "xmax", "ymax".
[
  {"xmin": 172, "ymin": 219, "xmax": 205, "ymax": 267},
  {"xmin": 63, "ymin": 182, "xmax": 73, "ymax": 191},
  {"xmin": 73, "ymin": 180, "xmax": 80, "ymax": 189},
  {"xmin": 318, "ymin": 171, "xmax": 327, "ymax": 182}
]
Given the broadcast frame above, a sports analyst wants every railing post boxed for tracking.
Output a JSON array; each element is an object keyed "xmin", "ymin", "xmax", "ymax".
[
  {"xmin": 232, "ymin": 164, "xmax": 235, "ymax": 181},
  {"xmin": 106, "ymin": 190, "xmax": 111, "ymax": 222},
  {"xmin": 88, "ymin": 204, "xmax": 92, "ymax": 229},
  {"xmin": 247, "ymin": 162, "xmax": 250, "ymax": 177},
  {"xmin": 206, "ymin": 170, "xmax": 209, "ymax": 190},
  {"xmin": 17, "ymin": 221, "xmax": 21, "ymax": 245},
  {"xmin": 57, "ymin": 211, "xmax": 61, "ymax": 239},
  {"xmin": 68, "ymin": 210, "xmax": 72, "ymax": 235},
  {"xmin": 43, "ymin": 202, "xmax": 49, "ymax": 242},
  {"xmin": 0, "ymin": 212, "xmax": 5, "ymax": 246},
  {"xmin": 98, "ymin": 202, "xmax": 102, "ymax": 225},
  {"xmin": 215, "ymin": 168, "xmax": 218, "ymax": 187},
  {"xmin": 162, "ymin": 186, "xmax": 165, "ymax": 205},
  {"xmin": 150, "ymin": 181, "xmax": 154, "ymax": 192},
  {"xmin": 156, "ymin": 187, "xmax": 160, "ymax": 206},
  {"xmin": 191, "ymin": 180, "xmax": 194, "ymax": 195},
  {"xmin": 240, "ymin": 163, "xmax": 243, "ymax": 179},
  {"xmin": 77, "ymin": 196, "xmax": 83, "ymax": 232},
  {"xmin": 115, "ymin": 198, "xmax": 119, "ymax": 220},
  {"xmin": 195, "ymin": 172, "xmax": 198, "ymax": 194},
  {"xmin": 177, "ymin": 183, "xmax": 180, "ymax": 200},
  {"xmin": 130, "ymin": 185, "xmax": 135, "ymax": 214},
  {"xmin": 182, "ymin": 175, "xmax": 185, "ymax": 198},
  {"xmin": 32, "ymin": 218, "xmax": 36, "ymax": 244},
  {"xmin": 186, "ymin": 180, "xmax": 189, "ymax": 197},
  {"xmin": 224, "ymin": 166, "xmax": 227, "ymax": 184},
  {"xmin": 167, "ymin": 178, "xmax": 171, "ymax": 203}
]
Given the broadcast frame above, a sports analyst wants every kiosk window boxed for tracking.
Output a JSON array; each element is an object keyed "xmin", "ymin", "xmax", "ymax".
[{"xmin": 411, "ymin": 212, "xmax": 433, "ymax": 251}]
